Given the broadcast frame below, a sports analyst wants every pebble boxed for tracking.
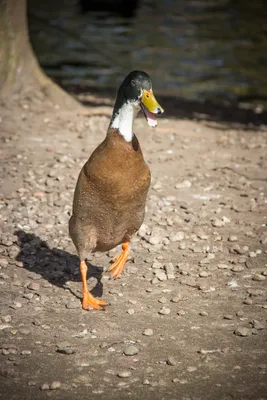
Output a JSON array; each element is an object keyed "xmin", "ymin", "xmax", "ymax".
[
  {"xmin": 23, "ymin": 293, "xmax": 34, "ymax": 300},
  {"xmin": 27, "ymin": 381, "xmax": 36, "ymax": 386},
  {"xmin": 158, "ymin": 297, "xmax": 167, "ymax": 304},
  {"xmin": 155, "ymin": 270, "xmax": 167, "ymax": 281},
  {"xmin": 66, "ymin": 301, "xmax": 80, "ymax": 309},
  {"xmin": 158, "ymin": 307, "xmax": 171, "ymax": 315},
  {"xmin": 252, "ymin": 320, "xmax": 264, "ymax": 330},
  {"xmin": 217, "ymin": 263, "xmax": 230, "ymax": 269},
  {"xmin": 171, "ymin": 294, "xmax": 183, "ymax": 303},
  {"xmin": 199, "ymin": 254, "xmax": 215, "ymax": 265},
  {"xmin": 117, "ymin": 371, "xmax": 132, "ymax": 378},
  {"xmin": 166, "ymin": 356, "xmax": 177, "ymax": 366},
  {"xmin": 228, "ymin": 235, "xmax": 238, "ymax": 242},
  {"xmin": 50, "ymin": 381, "xmax": 61, "ymax": 390},
  {"xmin": 123, "ymin": 345, "xmax": 139, "ymax": 356},
  {"xmin": 187, "ymin": 366, "xmax": 197, "ymax": 372},
  {"xmin": 212, "ymin": 218, "xmax": 224, "ymax": 227},
  {"xmin": 19, "ymin": 328, "xmax": 31, "ymax": 335},
  {"xmin": 21, "ymin": 350, "xmax": 31, "ymax": 356},
  {"xmin": 169, "ymin": 231, "xmax": 185, "ymax": 242},
  {"xmin": 1, "ymin": 315, "xmax": 12, "ymax": 323},
  {"xmin": 143, "ymin": 328, "xmax": 154, "ymax": 336},
  {"xmin": 234, "ymin": 326, "xmax": 252, "ymax": 337},
  {"xmin": 252, "ymin": 274, "xmax": 265, "ymax": 281},
  {"xmin": 56, "ymin": 342, "xmax": 75, "ymax": 355},
  {"xmin": 247, "ymin": 288, "xmax": 264, "ymax": 297},
  {"xmin": 223, "ymin": 315, "xmax": 234, "ymax": 320},
  {"xmin": 231, "ymin": 265, "xmax": 244, "ymax": 272},
  {"xmin": 199, "ymin": 311, "xmax": 208, "ymax": 316},
  {"xmin": 27, "ymin": 282, "xmax": 40, "ymax": 291},
  {"xmin": 127, "ymin": 309, "xmax": 135, "ymax": 315},
  {"xmin": 175, "ymin": 180, "xmax": 192, "ymax": 189},
  {"xmin": 149, "ymin": 236, "xmax": 161, "ymax": 245},
  {"xmin": 199, "ymin": 271, "xmax": 209, "ymax": 278},
  {"xmin": 40, "ymin": 383, "xmax": 50, "ymax": 391}
]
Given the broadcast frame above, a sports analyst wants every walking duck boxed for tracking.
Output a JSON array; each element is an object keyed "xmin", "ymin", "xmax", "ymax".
[{"xmin": 69, "ymin": 70, "xmax": 164, "ymax": 310}]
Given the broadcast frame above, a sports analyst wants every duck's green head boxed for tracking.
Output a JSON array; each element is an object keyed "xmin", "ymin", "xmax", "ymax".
[{"xmin": 116, "ymin": 70, "xmax": 164, "ymax": 128}]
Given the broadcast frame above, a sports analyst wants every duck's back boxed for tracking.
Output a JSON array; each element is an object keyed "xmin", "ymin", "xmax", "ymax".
[{"xmin": 69, "ymin": 129, "xmax": 151, "ymax": 254}]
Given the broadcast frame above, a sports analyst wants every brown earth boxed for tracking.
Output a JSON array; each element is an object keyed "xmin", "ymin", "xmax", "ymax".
[{"xmin": 0, "ymin": 90, "xmax": 267, "ymax": 400}]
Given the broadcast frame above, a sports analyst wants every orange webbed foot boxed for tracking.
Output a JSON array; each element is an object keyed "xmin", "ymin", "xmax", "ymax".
[
  {"xmin": 108, "ymin": 242, "xmax": 129, "ymax": 279},
  {"xmin": 82, "ymin": 291, "xmax": 108, "ymax": 311},
  {"xmin": 80, "ymin": 260, "xmax": 108, "ymax": 311}
]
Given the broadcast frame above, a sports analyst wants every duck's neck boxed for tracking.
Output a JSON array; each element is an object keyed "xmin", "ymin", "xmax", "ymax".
[{"xmin": 110, "ymin": 100, "xmax": 139, "ymax": 142}]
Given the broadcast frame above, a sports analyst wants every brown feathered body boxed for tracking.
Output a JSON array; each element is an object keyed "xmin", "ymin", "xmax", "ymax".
[{"xmin": 69, "ymin": 128, "xmax": 151, "ymax": 261}]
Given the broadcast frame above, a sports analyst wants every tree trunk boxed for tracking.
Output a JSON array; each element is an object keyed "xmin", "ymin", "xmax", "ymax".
[{"xmin": 0, "ymin": 0, "xmax": 79, "ymax": 108}]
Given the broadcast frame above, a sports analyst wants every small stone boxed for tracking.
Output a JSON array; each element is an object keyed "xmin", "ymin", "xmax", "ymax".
[
  {"xmin": 247, "ymin": 288, "xmax": 264, "ymax": 297},
  {"xmin": 40, "ymin": 383, "xmax": 50, "ymax": 391},
  {"xmin": 252, "ymin": 274, "xmax": 265, "ymax": 281},
  {"xmin": 66, "ymin": 301, "xmax": 80, "ymax": 309},
  {"xmin": 158, "ymin": 297, "xmax": 167, "ymax": 304},
  {"xmin": 50, "ymin": 381, "xmax": 61, "ymax": 390},
  {"xmin": 117, "ymin": 371, "xmax": 132, "ymax": 378},
  {"xmin": 127, "ymin": 309, "xmax": 135, "ymax": 315},
  {"xmin": 124, "ymin": 345, "xmax": 139, "ymax": 356},
  {"xmin": 56, "ymin": 342, "xmax": 75, "ymax": 355},
  {"xmin": 252, "ymin": 320, "xmax": 264, "ymax": 330},
  {"xmin": 212, "ymin": 218, "xmax": 224, "ymax": 227},
  {"xmin": 217, "ymin": 263, "xmax": 230, "ymax": 269},
  {"xmin": 27, "ymin": 381, "xmax": 36, "ymax": 386},
  {"xmin": 1, "ymin": 315, "xmax": 12, "ymax": 323},
  {"xmin": 228, "ymin": 235, "xmax": 238, "ymax": 242},
  {"xmin": 155, "ymin": 270, "xmax": 167, "ymax": 281},
  {"xmin": 175, "ymin": 180, "xmax": 192, "ymax": 189},
  {"xmin": 223, "ymin": 315, "xmax": 234, "ymax": 320},
  {"xmin": 21, "ymin": 350, "xmax": 31, "ymax": 356},
  {"xmin": 171, "ymin": 294, "xmax": 183, "ymax": 303},
  {"xmin": 23, "ymin": 293, "xmax": 34, "ymax": 300},
  {"xmin": 199, "ymin": 311, "xmax": 208, "ymax": 316},
  {"xmin": 199, "ymin": 271, "xmax": 209, "ymax": 278},
  {"xmin": 236, "ymin": 310, "xmax": 244, "ymax": 318},
  {"xmin": 243, "ymin": 298, "xmax": 253, "ymax": 305},
  {"xmin": 200, "ymin": 254, "xmax": 215, "ymax": 265},
  {"xmin": 234, "ymin": 326, "xmax": 252, "ymax": 337},
  {"xmin": 19, "ymin": 328, "xmax": 31, "ymax": 335},
  {"xmin": 166, "ymin": 356, "xmax": 177, "ymax": 366},
  {"xmin": 143, "ymin": 379, "xmax": 150, "ymax": 385},
  {"xmin": 0, "ymin": 323, "xmax": 12, "ymax": 330},
  {"xmin": 159, "ymin": 307, "xmax": 171, "ymax": 315},
  {"xmin": 231, "ymin": 265, "xmax": 244, "ymax": 272},
  {"xmin": 169, "ymin": 231, "xmax": 185, "ymax": 242},
  {"xmin": 27, "ymin": 282, "xmax": 40, "ymax": 291},
  {"xmin": 187, "ymin": 366, "xmax": 197, "ymax": 372},
  {"xmin": 143, "ymin": 328, "xmax": 153, "ymax": 336},
  {"xmin": 149, "ymin": 236, "xmax": 161, "ymax": 245}
]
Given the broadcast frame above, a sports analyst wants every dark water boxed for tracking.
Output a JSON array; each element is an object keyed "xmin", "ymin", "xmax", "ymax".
[{"xmin": 29, "ymin": 0, "xmax": 267, "ymax": 106}]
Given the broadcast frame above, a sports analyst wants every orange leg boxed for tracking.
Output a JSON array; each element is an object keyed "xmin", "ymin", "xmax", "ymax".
[
  {"xmin": 108, "ymin": 242, "xmax": 129, "ymax": 279},
  {"xmin": 80, "ymin": 260, "xmax": 108, "ymax": 310}
]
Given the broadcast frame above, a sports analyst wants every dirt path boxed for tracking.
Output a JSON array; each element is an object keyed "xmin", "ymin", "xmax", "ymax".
[{"xmin": 0, "ymin": 96, "xmax": 267, "ymax": 400}]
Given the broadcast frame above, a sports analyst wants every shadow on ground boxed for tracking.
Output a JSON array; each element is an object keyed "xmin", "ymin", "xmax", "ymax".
[
  {"xmin": 65, "ymin": 84, "xmax": 267, "ymax": 128},
  {"xmin": 14, "ymin": 230, "xmax": 105, "ymax": 301}
]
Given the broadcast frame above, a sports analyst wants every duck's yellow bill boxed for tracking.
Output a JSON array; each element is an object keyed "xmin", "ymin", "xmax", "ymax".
[
  {"xmin": 140, "ymin": 90, "xmax": 164, "ymax": 128},
  {"xmin": 141, "ymin": 90, "xmax": 164, "ymax": 114}
]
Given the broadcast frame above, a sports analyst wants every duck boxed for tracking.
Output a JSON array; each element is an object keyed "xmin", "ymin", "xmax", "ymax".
[{"xmin": 69, "ymin": 70, "xmax": 164, "ymax": 310}]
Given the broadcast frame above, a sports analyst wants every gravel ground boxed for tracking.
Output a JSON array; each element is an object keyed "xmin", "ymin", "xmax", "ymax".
[{"xmin": 0, "ymin": 94, "xmax": 267, "ymax": 400}]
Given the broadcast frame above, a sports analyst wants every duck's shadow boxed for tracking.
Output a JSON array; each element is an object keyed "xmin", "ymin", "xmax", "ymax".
[{"xmin": 14, "ymin": 230, "xmax": 105, "ymax": 301}]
